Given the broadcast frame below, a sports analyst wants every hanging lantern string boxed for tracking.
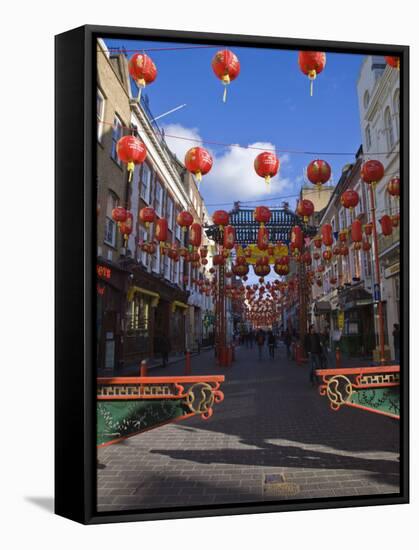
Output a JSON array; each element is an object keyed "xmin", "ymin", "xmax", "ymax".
[
  {"xmin": 99, "ymin": 45, "xmax": 224, "ymax": 53},
  {"xmin": 98, "ymin": 119, "xmax": 399, "ymax": 157}
]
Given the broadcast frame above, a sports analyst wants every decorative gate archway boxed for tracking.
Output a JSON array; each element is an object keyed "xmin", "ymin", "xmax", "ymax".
[{"xmin": 205, "ymin": 206, "xmax": 318, "ymax": 364}]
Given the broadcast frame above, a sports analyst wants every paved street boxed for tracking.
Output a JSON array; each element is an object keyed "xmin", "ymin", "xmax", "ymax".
[{"xmin": 97, "ymin": 344, "xmax": 400, "ymax": 512}]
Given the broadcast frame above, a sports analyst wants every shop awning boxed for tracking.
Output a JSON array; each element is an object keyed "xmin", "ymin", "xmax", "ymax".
[
  {"xmin": 340, "ymin": 287, "xmax": 372, "ymax": 310},
  {"xmin": 314, "ymin": 301, "xmax": 331, "ymax": 315},
  {"xmin": 127, "ymin": 286, "xmax": 160, "ymax": 307}
]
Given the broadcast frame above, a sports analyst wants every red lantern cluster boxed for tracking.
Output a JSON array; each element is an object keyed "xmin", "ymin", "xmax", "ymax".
[
  {"xmin": 380, "ymin": 215, "xmax": 393, "ymax": 236},
  {"xmin": 298, "ymin": 51, "xmax": 326, "ymax": 96},
  {"xmin": 112, "ymin": 206, "xmax": 128, "ymax": 223},
  {"xmin": 212, "ymin": 210, "xmax": 229, "ymax": 230},
  {"xmin": 189, "ymin": 222, "xmax": 202, "ymax": 247},
  {"xmin": 361, "ymin": 160, "xmax": 384, "ymax": 185},
  {"xmin": 254, "ymin": 152, "xmax": 280, "ymax": 185},
  {"xmin": 139, "ymin": 206, "xmax": 156, "ymax": 228},
  {"xmin": 211, "ymin": 50, "xmax": 240, "ymax": 102},
  {"xmin": 128, "ymin": 53, "xmax": 157, "ymax": 89},
  {"xmin": 296, "ymin": 199, "xmax": 314, "ymax": 221},
  {"xmin": 116, "ymin": 135, "xmax": 147, "ymax": 182},
  {"xmin": 321, "ymin": 224, "xmax": 333, "ymax": 247},
  {"xmin": 254, "ymin": 206, "xmax": 271, "ymax": 226},
  {"xmin": 307, "ymin": 160, "xmax": 331, "ymax": 187},
  {"xmin": 184, "ymin": 147, "xmax": 213, "ymax": 183},
  {"xmin": 341, "ymin": 189, "xmax": 359, "ymax": 210},
  {"xmin": 387, "ymin": 177, "xmax": 400, "ymax": 197},
  {"xmin": 177, "ymin": 211, "xmax": 194, "ymax": 232}
]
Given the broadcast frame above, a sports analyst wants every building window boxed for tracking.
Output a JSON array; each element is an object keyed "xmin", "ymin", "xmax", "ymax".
[
  {"xmin": 104, "ymin": 192, "xmax": 118, "ymax": 247},
  {"xmin": 111, "ymin": 115, "xmax": 123, "ymax": 163},
  {"xmin": 140, "ymin": 163, "xmax": 152, "ymax": 204},
  {"xmin": 152, "ymin": 244, "xmax": 161, "ymax": 273},
  {"xmin": 363, "ymin": 90, "xmax": 370, "ymax": 110},
  {"xmin": 127, "ymin": 295, "xmax": 149, "ymax": 334},
  {"xmin": 393, "ymin": 89, "xmax": 400, "ymax": 138},
  {"xmin": 164, "ymin": 256, "xmax": 171, "ymax": 280},
  {"xmin": 365, "ymin": 124, "xmax": 372, "ymax": 150},
  {"xmin": 385, "ymin": 107, "xmax": 395, "ymax": 150},
  {"xmin": 97, "ymin": 89, "xmax": 105, "ymax": 142},
  {"xmin": 140, "ymin": 229, "xmax": 149, "ymax": 266},
  {"xmin": 166, "ymin": 196, "xmax": 174, "ymax": 230},
  {"xmin": 175, "ymin": 207, "xmax": 181, "ymax": 240},
  {"xmin": 173, "ymin": 259, "xmax": 179, "ymax": 284},
  {"xmin": 155, "ymin": 179, "xmax": 164, "ymax": 217}
]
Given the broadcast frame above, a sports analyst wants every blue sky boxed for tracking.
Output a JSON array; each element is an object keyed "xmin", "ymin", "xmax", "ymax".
[{"xmin": 103, "ymin": 38, "xmax": 365, "ymax": 213}]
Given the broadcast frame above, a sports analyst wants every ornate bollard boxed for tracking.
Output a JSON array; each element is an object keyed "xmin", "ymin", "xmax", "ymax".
[{"xmin": 140, "ymin": 359, "xmax": 148, "ymax": 377}]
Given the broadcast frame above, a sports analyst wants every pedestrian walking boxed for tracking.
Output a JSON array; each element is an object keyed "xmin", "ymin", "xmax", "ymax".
[
  {"xmin": 283, "ymin": 328, "xmax": 292, "ymax": 360},
  {"xmin": 320, "ymin": 328, "xmax": 330, "ymax": 368},
  {"xmin": 393, "ymin": 323, "xmax": 400, "ymax": 363},
  {"xmin": 304, "ymin": 324, "xmax": 322, "ymax": 386},
  {"xmin": 256, "ymin": 329, "xmax": 265, "ymax": 360},
  {"xmin": 268, "ymin": 331, "xmax": 276, "ymax": 360}
]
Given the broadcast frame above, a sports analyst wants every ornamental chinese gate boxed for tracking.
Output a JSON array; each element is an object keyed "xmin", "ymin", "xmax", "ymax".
[{"xmin": 205, "ymin": 206, "xmax": 317, "ymax": 361}]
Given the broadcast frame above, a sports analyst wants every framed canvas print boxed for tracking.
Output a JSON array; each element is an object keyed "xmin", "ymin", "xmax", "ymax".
[{"xmin": 55, "ymin": 25, "xmax": 409, "ymax": 524}]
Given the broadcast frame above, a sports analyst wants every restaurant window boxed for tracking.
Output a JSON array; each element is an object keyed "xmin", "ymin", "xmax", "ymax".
[
  {"xmin": 97, "ymin": 88, "xmax": 105, "ymax": 142},
  {"xmin": 140, "ymin": 163, "xmax": 152, "ymax": 204},
  {"xmin": 110, "ymin": 115, "xmax": 123, "ymax": 163},
  {"xmin": 127, "ymin": 295, "xmax": 149, "ymax": 334},
  {"xmin": 104, "ymin": 192, "xmax": 118, "ymax": 247}
]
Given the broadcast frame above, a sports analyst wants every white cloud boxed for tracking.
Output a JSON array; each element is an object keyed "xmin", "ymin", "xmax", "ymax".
[
  {"xmin": 162, "ymin": 124, "xmax": 294, "ymax": 203},
  {"xmin": 162, "ymin": 124, "xmax": 204, "ymax": 162}
]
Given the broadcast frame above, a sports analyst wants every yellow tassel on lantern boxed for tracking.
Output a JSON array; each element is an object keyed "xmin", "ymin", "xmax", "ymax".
[
  {"xmin": 136, "ymin": 78, "xmax": 146, "ymax": 102},
  {"xmin": 308, "ymin": 69, "xmax": 317, "ymax": 97},
  {"xmin": 265, "ymin": 175, "xmax": 271, "ymax": 189},
  {"xmin": 222, "ymin": 74, "xmax": 230, "ymax": 103},
  {"xmin": 127, "ymin": 161, "xmax": 134, "ymax": 182}
]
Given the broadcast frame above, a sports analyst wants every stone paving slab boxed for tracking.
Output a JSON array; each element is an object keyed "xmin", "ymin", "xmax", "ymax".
[{"xmin": 97, "ymin": 344, "xmax": 400, "ymax": 511}]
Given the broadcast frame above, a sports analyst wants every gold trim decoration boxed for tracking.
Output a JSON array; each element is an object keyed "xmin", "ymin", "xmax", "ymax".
[
  {"xmin": 186, "ymin": 382, "xmax": 215, "ymax": 418},
  {"xmin": 171, "ymin": 300, "xmax": 189, "ymax": 313},
  {"xmin": 326, "ymin": 375, "xmax": 353, "ymax": 411},
  {"xmin": 127, "ymin": 286, "xmax": 160, "ymax": 307}
]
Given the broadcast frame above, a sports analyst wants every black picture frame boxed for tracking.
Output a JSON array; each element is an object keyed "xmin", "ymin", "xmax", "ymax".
[{"xmin": 55, "ymin": 24, "xmax": 409, "ymax": 525}]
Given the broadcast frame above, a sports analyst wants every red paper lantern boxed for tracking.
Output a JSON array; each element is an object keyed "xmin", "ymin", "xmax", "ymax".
[
  {"xmin": 212, "ymin": 210, "xmax": 229, "ymax": 229},
  {"xmin": 189, "ymin": 222, "xmax": 202, "ymax": 247},
  {"xmin": 330, "ymin": 277, "xmax": 337, "ymax": 285},
  {"xmin": 321, "ymin": 224, "xmax": 333, "ymax": 247},
  {"xmin": 341, "ymin": 189, "xmax": 360, "ymax": 210},
  {"xmin": 236, "ymin": 256, "xmax": 247, "ymax": 266},
  {"xmin": 387, "ymin": 177, "xmax": 400, "ymax": 197},
  {"xmin": 296, "ymin": 199, "xmax": 314, "ymax": 221},
  {"xmin": 323, "ymin": 250, "xmax": 332, "ymax": 262},
  {"xmin": 213, "ymin": 254, "xmax": 226, "ymax": 266},
  {"xmin": 351, "ymin": 219, "xmax": 363, "ymax": 243},
  {"xmin": 257, "ymin": 226, "xmax": 269, "ymax": 250},
  {"xmin": 340, "ymin": 245, "xmax": 349, "ymax": 256},
  {"xmin": 199, "ymin": 246, "xmax": 208, "ymax": 259},
  {"xmin": 211, "ymin": 49, "xmax": 240, "ymax": 102},
  {"xmin": 223, "ymin": 225, "xmax": 236, "ymax": 249},
  {"xmin": 155, "ymin": 218, "xmax": 168, "ymax": 242},
  {"xmin": 302, "ymin": 251, "xmax": 312, "ymax": 265},
  {"xmin": 177, "ymin": 211, "xmax": 193, "ymax": 232},
  {"xmin": 363, "ymin": 223, "xmax": 373, "ymax": 236},
  {"xmin": 380, "ymin": 215, "xmax": 393, "ymax": 236},
  {"xmin": 119, "ymin": 212, "xmax": 133, "ymax": 241},
  {"xmin": 313, "ymin": 251, "xmax": 321, "ymax": 260},
  {"xmin": 307, "ymin": 159, "xmax": 331, "ymax": 187},
  {"xmin": 362, "ymin": 240, "xmax": 371, "ymax": 252},
  {"xmin": 256, "ymin": 256, "xmax": 269, "ymax": 267},
  {"xmin": 116, "ymin": 135, "xmax": 147, "ymax": 181},
  {"xmin": 385, "ymin": 56, "xmax": 399, "ymax": 69},
  {"xmin": 298, "ymin": 51, "xmax": 326, "ymax": 96},
  {"xmin": 128, "ymin": 53, "xmax": 157, "ymax": 88},
  {"xmin": 317, "ymin": 264, "xmax": 325, "ymax": 273},
  {"xmin": 338, "ymin": 230, "xmax": 348, "ymax": 242},
  {"xmin": 111, "ymin": 206, "xmax": 128, "ymax": 223},
  {"xmin": 290, "ymin": 225, "xmax": 303, "ymax": 252},
  {"xmin": 313, "ymin": 236, "xmax": 323, "ymax": 249},
  {"xmin": 254, "ymin": 206, "xmax": 271, "ymax": 225},
  {"xmin": 168, "ymin": 248, "xmax": 179, "ymax": 261},
  {"xmin": 254, "ymin": 152, "xmax": 280, "ymax": 185},
  {"xmin": 139, "ymin": 207, "xmax": 156, "ymax": 228},
  {"xmin": 361, "ymin": 160, "xmax": 384, "ymax": 184},
  {"xmin": 333, "ymin": 246, "xmax": 341, "ymax": 256},
  {"xmin": 184, "ymin": 147, "xmax": 213, "ymax": 182},
  {"xmin": 254, "ymin": 264, "xmax": 270, "ymax": 277}
]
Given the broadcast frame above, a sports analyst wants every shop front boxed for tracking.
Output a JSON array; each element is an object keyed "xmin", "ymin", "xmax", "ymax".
[
  {"xmin": 96, "ymin": 260, "xmax": 130, "ymax": 373},
  {"xmin": 338, "ymin": 286, "xmax": 375, "ymax": 357}
]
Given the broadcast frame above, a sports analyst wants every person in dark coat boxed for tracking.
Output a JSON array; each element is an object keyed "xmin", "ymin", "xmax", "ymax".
[
  {"xmin": 267, "ymin": 331, "xmax": 276, "ymax": 360},
  {"xmin": 256, "ymin": 329, "xmax": 265, "ymax": 360},
  {"xmin": 304, "ymin": 324, "xmax": 322, "ymax": 385},
  {"xmin": 283, "ymin": 328, "xmax": 292, "ymax": 360}
]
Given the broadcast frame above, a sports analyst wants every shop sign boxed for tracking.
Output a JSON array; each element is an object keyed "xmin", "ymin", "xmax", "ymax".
[
  {"xmin": 337, "ymin": 311, "xmax": 344, "ymax": 330},
  {"xmin": 373, "ymin": 283, "xmax": 381, "ymax": 302},
  {"xmin": 97, "ymin": 264, "xmax": 112, "ymax": 280},
  {"xmin": 384, "ymin": 262, "xmax": 400, "ymax": 278}
]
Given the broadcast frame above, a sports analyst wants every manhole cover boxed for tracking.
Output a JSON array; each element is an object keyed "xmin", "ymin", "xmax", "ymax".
[{"xmin": 263, "ymin": 474, "xmax": 299, "ymax": 497}]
